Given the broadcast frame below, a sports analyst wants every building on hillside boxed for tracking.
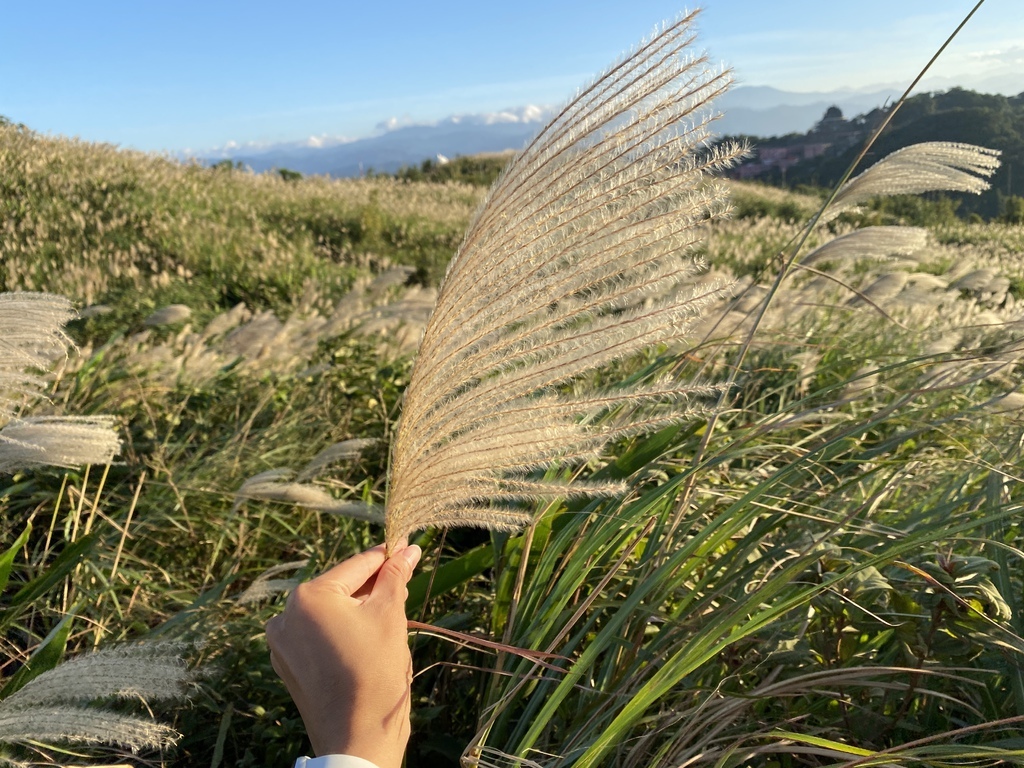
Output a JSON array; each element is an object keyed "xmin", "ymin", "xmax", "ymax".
[{"xmin": 729, "ymin": 104, "xmax": 884, "ymax": 181}]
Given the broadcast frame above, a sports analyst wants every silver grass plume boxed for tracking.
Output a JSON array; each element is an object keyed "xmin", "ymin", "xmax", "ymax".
[
  {"xmin": 384, "ymin": 12, "xmax": 741, "ymax": 552},
  {"xmin": 144, "ymin": 304, "xmax": 191, "ymax": 327},
  {"xmin": 0, "ymin": 292, "xmax": 122, "ymax": 473},
  {"xmin": 825, "ymin": 142, "xmax": 1000, "ymax": 221},
  {"xmin": 0, "ymin": 416, "xmax": 121, "ymax": 473},
  {"xmin": 234, "ymin": 468, "xmax": 383, "ymax": 522},
  {"xmin": 0, "ymin": 706, "xmax": 178, "ymax": 752},
  {"xmin": 848, "ymin": 273, "xmax": 910, "ymax": 306},
  {"xmin": 984, "ymin": 391, "xmax": 1024, "ymax": 414},
  {"xmin": 0, "ymin": 642, "xmax": 191, "ymax": 753},
  {"xmin": 236, "ymin": 560, "xmax": 308, "ymax": 605},
  {"xmin": 3, "ymin": 642, "xmax": 189, "ymax": 707},
  {"xmin": 800, "ymin": 226, "xmax": 928, "ymax": 267},
  {"xmin": 0, "ymin": 292, "xmax": 76, "ymax": 418}
]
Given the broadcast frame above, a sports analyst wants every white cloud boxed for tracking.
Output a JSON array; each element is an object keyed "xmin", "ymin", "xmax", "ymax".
[
  {"xmin": 965, "ymin": 44, "xmax": 1024, "ymax": 63},
  {"xmin": 376, "ymin": 115, "xmax": 415, "ymax": 132},
  {"xmin": 303, "ymin": 134, "xmax": 353, "ymax": 148},
  {"xmin": 375, "ymin": 105, "xmax": 554, "ymax": 134},
  {"xmin": 193, "ymin": 133, "xmax": 353, "ymax": 158},
  {"xmin": 967, "ymin": 49, "xmax": 1007, "ymax": 60}
]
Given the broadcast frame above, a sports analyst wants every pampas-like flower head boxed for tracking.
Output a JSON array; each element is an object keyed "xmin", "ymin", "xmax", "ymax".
[
  {"xmin": 234, "ymin": 468, "xmax": 383, "ymax": 523},
  {"xmin": 0, "ymin": 642, "xmax": 192, "ymax": 753},
  {"xmin": 384, "ymin": 12, "xmax": 742, "ymax": 551},
  {"xmin": 0, "ymin": 292, "xmax": 76, "ymax": 419},
  {"xmin": 0, "ymin": 416, "xmax": 121, "ymax": 473},
  {"xmin": 0, "ymin": 291, "xmax": 122, "ymax": 473},
  {"xmin": 825, "ymin": 142, "xmax": 1000, "ymax": 221}
]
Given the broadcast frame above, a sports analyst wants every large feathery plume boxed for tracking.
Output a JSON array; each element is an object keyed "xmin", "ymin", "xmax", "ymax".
[
  {"xmin": 0, "ymin": 292, "xmax": 76, "ymax": 418},
  {"xmin": 384, "ymin": 12, "xmax": 742, "ymax": 551},
  {"xmin": 0, "ymin": 292, "xmax": 122, "ymax": 473},
  {"xmin": 0, "ymin": 707, "xmax": 178, "ymax": 752},
  {"xmin": 799, "ymin": 226, "xmax": 928, "ymax": 267},
  {"xmin": 3, "ymin": 642, "xmax": 190, "ymax": 708},
  {"xmin": 825, "ymin": 142, "xmax": 1000, "ymax": 221},
  {"xmin": 0, "ymin": 642, "xmax": 191, "ymax": 753},
  {"xmin": 0, "ymin": 416, "xmax": 121, "ymax": 473}
]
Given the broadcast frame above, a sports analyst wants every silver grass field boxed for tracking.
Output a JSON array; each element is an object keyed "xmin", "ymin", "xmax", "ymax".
[{"xmin": 1, "ymin": 11, "xmax": 1024, "ymax": 768}]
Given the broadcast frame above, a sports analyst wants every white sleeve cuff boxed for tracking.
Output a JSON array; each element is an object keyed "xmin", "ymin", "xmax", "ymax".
[{"xmin": 294, "ymin": 756, "xmax": 381, "ymax": 768}]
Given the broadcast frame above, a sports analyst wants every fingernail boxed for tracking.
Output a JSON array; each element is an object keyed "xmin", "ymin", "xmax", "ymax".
[{"xmin": 402, "ymin": 545, "xmax": 422, "ymax": 568}]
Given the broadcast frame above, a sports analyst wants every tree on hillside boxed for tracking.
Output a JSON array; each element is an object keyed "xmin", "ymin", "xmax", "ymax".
[
  {"xmin": 732, "ymin": 89, "xmax": 1024, "ymax": 220},
  {"xmin": 394, "ymin": 154, "xmax": 510, "ymax": 186}
]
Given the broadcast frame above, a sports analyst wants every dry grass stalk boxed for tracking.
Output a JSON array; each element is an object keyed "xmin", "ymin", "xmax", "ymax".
[
  {"xmin": 384, "ymin": 12, "xmax": 742, "ymax": 551},
  {"xmin": 297, "ymin": 438, "xmax": 380, "ymax": 482}
]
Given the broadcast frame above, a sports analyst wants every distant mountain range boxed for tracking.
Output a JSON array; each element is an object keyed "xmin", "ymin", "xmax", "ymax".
[
  {"xmin": 206, "ymin": 106, "xmax": 553, "ymax": 178},
  {"xmin": 202, "ymin": 80, "xmax": 1022, "ymax": 178}
]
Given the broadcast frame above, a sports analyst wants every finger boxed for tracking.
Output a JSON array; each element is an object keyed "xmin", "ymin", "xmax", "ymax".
[
  {"xmin": 265, "ymin": 615, "xmax": 285, "ymax": 676},
  {"xmin": 351, "ymin": 572, "xmax": 378, "ymax": 601},
  {"xmin": 351, "ymin": 541, "xmax": 407, "ymax": 600},
  {"xmin": 314, "ymin": 544, "xmax": 387, "ymax": 598},
  {"xmin": 265, "ymin": 614, "xmax": 282, "ymax": 649},
  {"xmin": 367, "ymin": 544, "xmax": 421, "ymax": 605}
]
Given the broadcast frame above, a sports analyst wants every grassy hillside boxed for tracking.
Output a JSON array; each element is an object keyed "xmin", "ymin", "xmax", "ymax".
[
  {"xmin": 0, "ymin": 123, "xmax": 484, "ymax": 324},
  {"xmin": 1, "ymin": 125, "xmax": 1024, "ymax": 767}
]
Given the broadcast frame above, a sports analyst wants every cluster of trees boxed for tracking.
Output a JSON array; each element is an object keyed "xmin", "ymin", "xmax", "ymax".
[
  {"xmin": 390, "ymin": 153, "xmax": 510, "ymax": 186},
  {"xmin": 736, "ymin": 88, "xmax": 1024, "ymax": 221}
]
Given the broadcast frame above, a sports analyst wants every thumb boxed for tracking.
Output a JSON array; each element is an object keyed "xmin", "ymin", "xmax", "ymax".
[{"xmin": 369, "ymin": 545, "xmax": 421, "ymax": 604}]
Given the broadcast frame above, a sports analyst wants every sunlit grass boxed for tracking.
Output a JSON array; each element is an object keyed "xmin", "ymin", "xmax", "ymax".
[{"xmin": 1, "ymin": 115, "xmax": 1023, "ymax": 766}]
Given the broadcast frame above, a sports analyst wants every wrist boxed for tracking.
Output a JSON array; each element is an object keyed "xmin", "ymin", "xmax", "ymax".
[
  {"xmin": 308, "ymin": 685, "xmax": 411, "ymax": 768},
  {"xmin": 295, "ymin": 756, "xmax": 381, "ymax": 768},
  {"xmin": 315, "ymin": 728, "xmax": 408, "ymax": 768}
]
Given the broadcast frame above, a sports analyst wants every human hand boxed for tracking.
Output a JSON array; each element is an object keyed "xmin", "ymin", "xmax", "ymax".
[{"xmin": 266, "ymin": 543, "xmax": 421, "ymax": 768}]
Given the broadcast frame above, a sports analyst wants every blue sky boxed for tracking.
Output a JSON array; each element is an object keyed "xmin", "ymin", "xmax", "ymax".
[{"xmin": 1, "ymin": 1, "xmax": 1019, "ymax": 153}]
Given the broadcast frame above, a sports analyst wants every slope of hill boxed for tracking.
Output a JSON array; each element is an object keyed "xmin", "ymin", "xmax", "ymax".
[{"xmin": 0, "ymin": 122, "xmax": 485, "ymax": 321}]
